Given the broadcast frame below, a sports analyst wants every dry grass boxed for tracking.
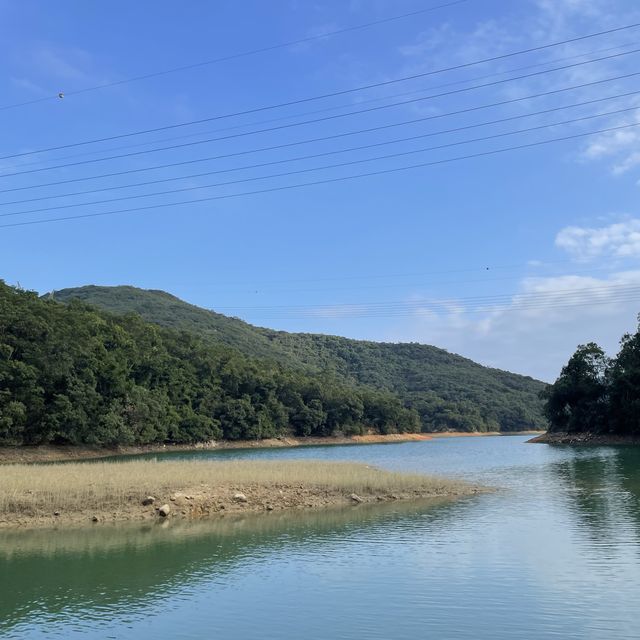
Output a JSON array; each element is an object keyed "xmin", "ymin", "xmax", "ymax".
[{"xmin": 0, "ymin": 459, "xmax": 471, "ymax": 517}]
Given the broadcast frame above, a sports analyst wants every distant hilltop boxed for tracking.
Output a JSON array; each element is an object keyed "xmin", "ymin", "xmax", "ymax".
[{"xmin": 50, "ymin": 284, "xmax": 547, "ymax": 434}]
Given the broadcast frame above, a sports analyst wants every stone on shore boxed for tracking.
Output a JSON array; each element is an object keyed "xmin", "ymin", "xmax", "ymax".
[
  {"xmin": 233, "ymin": 492, "xmax": 248, "ymax": 503},
  {"xmin": 158, "ymin": 504, "xmax": 171, "ymax": 517},
  {"xmin": 141, "ymin": 496, "xmax": 156, "ymax": 506}
]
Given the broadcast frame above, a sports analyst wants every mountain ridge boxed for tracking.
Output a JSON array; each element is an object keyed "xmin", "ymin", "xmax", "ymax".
[{"xmin": 50, "ymin": 284, "xmax": 547, "ymax": 432}]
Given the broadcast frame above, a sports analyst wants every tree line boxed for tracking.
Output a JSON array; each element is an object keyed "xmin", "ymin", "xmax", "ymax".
[
  {"xmin": 542, "ymin": 321, "xmax": 640, "ymax": 435},
  {"xmin": 0, "ymin": 282, "xmax": 419, "ymax": 446}
]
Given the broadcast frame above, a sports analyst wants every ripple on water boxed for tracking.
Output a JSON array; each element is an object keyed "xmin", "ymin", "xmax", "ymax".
[{"xmin": 1, "ymin": 436, "xmax": 640, "ymax": 639}]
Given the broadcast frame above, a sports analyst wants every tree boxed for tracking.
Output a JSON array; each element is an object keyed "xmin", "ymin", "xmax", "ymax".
[
  {"xmin": 541, "ymin": 343, "xmax": 609, "ymax": 433},
  {"xmin": 608, "ymin": 325, "xmax": 640, "ymax": 435}
]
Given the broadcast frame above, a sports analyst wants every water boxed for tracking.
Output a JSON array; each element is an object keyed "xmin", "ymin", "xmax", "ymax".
[{"xmin": 1, "ymin": 436, "xmax": 640, "ymax": 639}]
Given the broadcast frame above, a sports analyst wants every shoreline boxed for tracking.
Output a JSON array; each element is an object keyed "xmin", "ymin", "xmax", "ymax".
[
  {"xmin": 0, "ymin": 431, "xmax": 544, "ymax": 465},
  {"xmin": 0, "ymin": 459, "xmax": 485, "ymax": 529},
  {"xmin": 528, "ymin": 432, "xmax": 640, "ymax": 445},
  {"xmin": 0, "ymin": 486, "xmax": 482, "ymax": 530}
]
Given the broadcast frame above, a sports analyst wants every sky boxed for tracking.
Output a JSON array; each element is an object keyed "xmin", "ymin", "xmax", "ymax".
[{"xmin": 1, "ymin": 0, "xmax": 640, "ymax": 382}]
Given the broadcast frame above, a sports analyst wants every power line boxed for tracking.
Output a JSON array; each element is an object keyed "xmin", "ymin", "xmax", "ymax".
[
  {"xmin": 3, "ymin": 21, "xmax": 639, "ymax": 161},
  {"xmin": 5, "ymin": 87, "xmax": 637, "ymax": 208},
  {"xmin": 2, "ymin": 46, "xmax": 639, "ymax": 181},
  {"xmin": 232, "ymin": 292, "xmax": 640, "ymax": 319},
  {"xmin": 163, "ymin": 266, "xmax": 622, "ymax": 295},
  {"xmin": 173, "ymin": 259, "xmax": 582, "ymax": 287},
  {"xmin": 242, "ymin": 291, "xmax": 640, "ymax": 319},
  {"xmin": 247, "ymin": 295, "xmax": 640, "ymax": 319},
  {"xmin": 4, "ymin": 70, "xmax": 637, "ymax": 196},
  {"xmin": 4, "ymin": 104, "xmax": 639, "ymax": 219},
  {"xmin": 13, "ymin": 39, "xmax": 638, "ymax": 171},
  {"xmin": 0, "ymin": 0, "xmax": 473, "ymax": 112},
  {"xmin": 213, "ymin": 283, "xmax": 640, "ymax": 311},
  {"xmin": 2, "ymin": 120, "xmax": 639, "ymax": 229}
]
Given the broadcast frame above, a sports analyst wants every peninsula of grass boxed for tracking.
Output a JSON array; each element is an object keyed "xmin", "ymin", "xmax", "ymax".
[{"xmin": 0, "ymin": 459, "xmax": 482, "ymax": 528}]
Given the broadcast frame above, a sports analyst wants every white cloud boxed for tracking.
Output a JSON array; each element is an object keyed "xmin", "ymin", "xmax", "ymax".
[
  {"xmin": 10, "ymin": 76, "xmax": 47, "ymax": 95},
  {"xmin": 556, "ymin": 218, "xmax": 640, "ymax": 260},
  {"xmin": 32, "ymin": 46, "xmax": 92, "ymax": 82},
  {"xmin": 393, "ymin": 0, "xmax": 640, "ymax": 176},
  {"xmin": 387, "ymin": 269, "xmax": 640, "ymax": 382},
  {"xmin": 386, "ymin": 214, "xmax": 640, "ymax": 380},
  {"xmin": 581, "ymin": 117, "xmax": 640, "ymax": 172}
]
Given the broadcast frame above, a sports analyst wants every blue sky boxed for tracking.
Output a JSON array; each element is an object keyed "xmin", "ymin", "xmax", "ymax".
[{"xmin": 1, "ymin": 0, "xmax": 640, "ymax": 381}]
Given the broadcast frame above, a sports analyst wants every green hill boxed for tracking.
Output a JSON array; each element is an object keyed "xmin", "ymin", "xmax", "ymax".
[
  {"xmin": 50, "ymin": 285, "xmax": 547, "ymax": 432},
  {"xmin": 0, "ymin": 281, "xmax": 418, "ymax": 446}
]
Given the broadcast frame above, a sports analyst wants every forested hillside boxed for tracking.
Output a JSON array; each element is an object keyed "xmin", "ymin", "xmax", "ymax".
[
  {"xmin": 0, "ymin": 281, "xmax": 419, "ymax": 446},
  {"xmin": 51, "ymin": 285, "xmax": 547, "ymax": 432}
]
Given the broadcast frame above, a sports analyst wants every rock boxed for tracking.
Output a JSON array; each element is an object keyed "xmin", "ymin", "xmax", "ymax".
[
  {"xmin": 233, "ymin": 492, "xmax": 248, "ymax": 503},
  {"xmin": 266, "ymin": 505, "xmax": 274, "ymax": 511},
  {"xmin": 53, "ymin": 511, "xmax": 60, "ymax": 516},
  {"xmin": 141, "ymin": 496, "xmax": 155, "ymax": 506},
  {"xmin": 158, "ymin": 504, "xmax": 171, "ymax": 517},
  {"xmin": 350, "ymin": 493, "xmax": 363, "ymax": 503},
  {"xmin": 92, "ymin": 515, "xmax": 99, "ymax": 522}
]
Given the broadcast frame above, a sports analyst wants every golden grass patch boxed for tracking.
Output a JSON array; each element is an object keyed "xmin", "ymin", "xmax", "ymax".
[{"xmin": 0, "ymin": 459, "xmax": 470, "ymax": 517}]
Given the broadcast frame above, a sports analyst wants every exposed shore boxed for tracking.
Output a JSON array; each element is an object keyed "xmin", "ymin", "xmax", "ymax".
[
  {"xmin": 0, "ymin": 459, "xmax": 484, "ymax": 529},
  {"xmin": 529, "ymin": 432, "xmax": 640, "ymax": 445},
  {"xmin": 0, "ymin": 431, "xmax": 544, "ymax": 465}
]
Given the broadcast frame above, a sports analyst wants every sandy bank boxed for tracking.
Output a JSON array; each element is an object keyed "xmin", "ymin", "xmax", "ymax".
[
  {"xmin": 528, "ymin": 432, "xmax": 640, "ymax": 445},
  {"xmin": 0, "ymin": 431, "xmax": 544, "ymax": 465},
  {"xmin": 0, "ymin": 459, "xmax": 484, "ymax": 529}
]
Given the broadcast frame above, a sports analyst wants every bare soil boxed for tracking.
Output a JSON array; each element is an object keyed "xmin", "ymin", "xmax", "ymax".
[{"xmin": 0, "ymin": 482, "xmax": 485, "ymax": 529}]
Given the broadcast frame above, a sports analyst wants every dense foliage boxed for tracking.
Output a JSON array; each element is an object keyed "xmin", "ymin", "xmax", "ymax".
[
  {"xmin": 51, "ymin": 285, "xmax": 547, "ymax": 432},
  {"xmin": 0, "ymin": 282, "xmax": 419, "ymax": 446},
  {"xmin": 542, "ymin": 324, "xmax": 640, "ymax": 435}
]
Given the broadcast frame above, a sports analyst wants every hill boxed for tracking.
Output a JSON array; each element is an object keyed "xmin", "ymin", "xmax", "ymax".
[
  {"xmin": 0, "ymin": 281, "xmax": 418, "ymax": 446},
  {"xmin": 50, "ymin": 285, "xmax": 547, "ymax": 432}
]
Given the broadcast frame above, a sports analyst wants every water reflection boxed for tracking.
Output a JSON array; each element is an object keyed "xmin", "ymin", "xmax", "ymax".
[
  {"xmin": 549, "ymin": 446, "xmax": 640, "ymax": 549},
  {"xmin": 0, "ymin": 497, "xmax": 465, "ymax": 636},
  {"xmin": 2, "ymin": 437, "xmax": 639, "ymax": 640}
]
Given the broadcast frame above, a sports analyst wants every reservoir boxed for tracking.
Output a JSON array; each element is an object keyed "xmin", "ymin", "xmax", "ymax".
[{"xmin": 1, "ymin": 435, "xmax": 639, "ymax": 639}]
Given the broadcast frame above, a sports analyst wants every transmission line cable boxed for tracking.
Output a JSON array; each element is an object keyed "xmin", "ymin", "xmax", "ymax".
[
  {"xmin": 3, "ymin": 69, "xmax": 638, "ymax": 192},
  {"xmin": 0, "ymin": 0, "xmax": 473, "ymax": 111},
  {"xmin": 3, "ymin": 104, "xmax": 639, "ymax": 218},
  {"xmin": 214, "ymin": 283, "xmax": 640, "ymax": 311},
  {"xmin": 13, "ymin": 39, "xmax": 638, "ymax": 171},
  {"xmin": 2, "ymin": 21, "xmax": 639, "ymax": 161},
  {"xmin": 4, "ymin": 86, "xmax": 637, "ymax": 208},
  {"xmin": 2, "ymin": 120, "xmax": 640, "ymax": 229}
]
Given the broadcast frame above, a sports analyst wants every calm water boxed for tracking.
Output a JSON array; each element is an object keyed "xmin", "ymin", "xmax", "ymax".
[{"xmin": 2, "ymin": 436, "xmax": 640, "ymax": 639}]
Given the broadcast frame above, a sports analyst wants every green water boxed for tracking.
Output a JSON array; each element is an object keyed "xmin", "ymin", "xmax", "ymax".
[{"xmin": 1, "ymin": 436, "xmax": 640, "ymax": 639}]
